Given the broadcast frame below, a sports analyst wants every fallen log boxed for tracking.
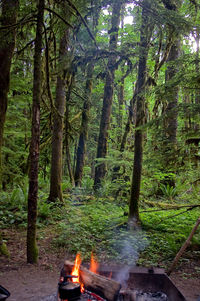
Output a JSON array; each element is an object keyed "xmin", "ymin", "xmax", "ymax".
[
  {"xmin": 64, "ymin": 260, "xmax": 121, "ymax": 301},
  {"xmin": 167, "ymin": 217, "xmax": 200, "ymax": 275}
]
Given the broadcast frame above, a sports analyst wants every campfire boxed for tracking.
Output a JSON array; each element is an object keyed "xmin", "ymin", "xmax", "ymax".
[
  {"xmin": 58, "ymin": 253, "xmax": 120, "ymax": 301},
  {"xmin": 57, "ymin": 254, "xmax": 186, "ymax": 301}
]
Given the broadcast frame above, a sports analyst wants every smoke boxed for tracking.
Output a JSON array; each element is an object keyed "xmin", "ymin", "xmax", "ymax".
[{"xmin": 112, "ymin": 223, "xmax": 149, "ymax": 286}]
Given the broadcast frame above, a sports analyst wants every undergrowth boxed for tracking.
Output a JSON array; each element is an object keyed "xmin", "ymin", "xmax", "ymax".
[{"xmin": 1, "ymin": 177, "xmax": 200, "ymax": 269}]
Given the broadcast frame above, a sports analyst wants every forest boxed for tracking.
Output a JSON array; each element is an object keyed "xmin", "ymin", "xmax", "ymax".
[{"xmin": 0, "ymin": 0, "xmax": 200, "ymax": 300}]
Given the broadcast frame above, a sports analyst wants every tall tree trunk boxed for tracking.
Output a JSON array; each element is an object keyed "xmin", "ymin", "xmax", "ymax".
[
  {"xmin": 195, "ymin": 31, "xmax": 200, "ymax": 105},
  {"xmin": 65, "ymin": 73, "xmax": 75, "ymax": 186},
  {"xmin": 164, "ymin": 41, "xmax": 179, "ymax": 144},
  {"xmin": 129, "ymin": 0, "xmax": 153, "ymax": 222},
  {"xmin": 162, "ymin": 0, "xmax": 180, "ymax": 170},
  {"xmin": 49, "ymin": 29, "xmax": 70, "ymax": 202},
  {"xmin": 74, "ymin": 62, "xmax": 94, "ymax": 186},
  {"xmin": 27, "ymin": 0, "xmax": 44, "ymax": 264},
  {"xmin": 94, "ymin": 0, "xmax": 122, "ymax": 189},
  {"xmin": 117, "ymin": 70, "xmax": 125, "ymax": 144},
  {"xmin": 112, "ymin": 91, "xmax": 136, "ymax": 180},
  {"xmin": 194, "ymin": 31, "xmax": 200, "ymax": 131},
  {"xmin": 74, "ymin": 3, "xmax": 99, "ymax": 187},
  {"xmin": 117, "ymin": 6, "xmax": 125, "ymax": 145},
  {"xmin": 0, "ymin": 0, "xmax": 19, "ymax": 188}
]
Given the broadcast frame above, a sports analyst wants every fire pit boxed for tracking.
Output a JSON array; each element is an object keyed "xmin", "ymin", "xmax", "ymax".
[
  {"xmin": 60, "ymin": 257, "xmax": 186, "ymax": 301},
  {"xmin": 98, "ymin": 266, "xmax": 186, "ymax": 301},
  {"xmin": 41, "ymin": 255, "xmax": 187, "ymax": 301}
]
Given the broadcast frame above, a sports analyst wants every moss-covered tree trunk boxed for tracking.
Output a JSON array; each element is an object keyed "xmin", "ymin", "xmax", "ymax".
[
  {"xmin": 65, "ymin": 75, "xmax": 75, "ymax": 186},
  {"xmin": 129, "ymin": 0, "xmax": 153, "ymax": 222},
  {"xmin": 27, "ymin": 0, "xmax": 44, "ymax": 264},
  {"xmin": 74, "ymin": 62, "xmax": 94, "ymax": 186},
  {"xmin": 0, "ymin": 0, "xmax": 19, "ymax": 188},
  {"xmin": 112, "ymin": 90, "xmax": 136, "ymax": 181},
  {"xmin": 117, "ymin": 78, "xmax": 125, "ymax": 142},
  {"xmin": 74, "ymin": 2, "xmax": 99, "ymax": 187},
  {"xmin": 195, "ymin": 31, "xmax": 200, "ymax": 105},
  {"xmin": 0, "ymin": 232, "xmax": 9, "ymax": 257},
  {"xmin": 94, "ymin": 0, "xmax": 123, "ymax": 189},
  {"xmin": 162, "ymin": 0, "xmax": 180, "ymax": 170},
  {"xmin": 49, "ymin": 29, "xmax": 70, "ymax": 202}
]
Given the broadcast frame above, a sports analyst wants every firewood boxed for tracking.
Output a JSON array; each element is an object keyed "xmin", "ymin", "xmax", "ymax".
[{"xmin": 64, "ymin": 260, "xmax": 121, "ymax": 301}]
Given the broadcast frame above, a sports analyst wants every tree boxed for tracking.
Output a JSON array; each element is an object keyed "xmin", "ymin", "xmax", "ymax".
[
  {"xmin": 74, "ymin": 61, "xmax": 95, "ymax": 186},
  {"xmin": 27, "ymin": 0, "xmax": 44, "ymax": 264},
  {"xmin": 94, "ymin": 0, "xmax": 123, "ymax": 189},
  {"xmin": 129, "ymin": 0, "xmax": 154, "ymax": 222},
  {"xmin": 74, "ymin": 3, "xmax": 99, "ymax": 187},
  {"xmin": 48, "ymin": 28, "xmax": 71, "ymax": 202},
  {"xmin": 162, "ymin": 0, "xmax": 181, "ymax": 171},
  {"xmin": 0, "ymin": 0, "xmax": 19, "ymax": 188}
]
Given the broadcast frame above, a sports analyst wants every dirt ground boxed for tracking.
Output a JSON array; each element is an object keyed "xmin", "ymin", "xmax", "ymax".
[{"xmin": 0, "ymin": 229, "xmax": 200, "ymax": 301}]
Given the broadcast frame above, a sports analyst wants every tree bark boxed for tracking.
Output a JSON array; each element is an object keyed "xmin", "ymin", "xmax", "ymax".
[
  {"xmin": 27, "ymin": 0, "xmax": 44, "ymax": 264},
  {"xmin": 94, "ymin": 0, "xmax": 123, "ymax": 190},
  {"xmin": 49, "ymin": 29, "xmax": 70, "ymax": 202},
  {"xmin": 65, "ymin": 73, "xmax": 75, "ymax": 186},
  {"xmin": 117, "ymin": 71, "xmax": 125, "ymax": 145},
  {"xmin": 112, "ymin": 93, "xmax": 136, "ymax": 181},
  {"xmin": 162, "ymin": 0, "xmax": 180, "ymax": 170},
  {"xmin": 75, "ymin": 62, "xmax": 94, "ymax": 186},
  {"xmin": 129, "ymin": 0, "xmax": 153, "ymax": 222},
  {"xmin": 0, "ymin": 0, "xmax": 19, "ymax": 188},
  {"xmin": 116, "ymin": 7, "xmax": 125, "ymax": 145},
  {"xmin": 195, "ymin": 31, "xmax": 200, "ymax": 104}
]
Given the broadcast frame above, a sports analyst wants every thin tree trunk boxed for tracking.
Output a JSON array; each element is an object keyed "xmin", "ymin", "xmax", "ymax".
[
  {"xmin": 194, "ymin": 31, "xmax": 200, "ymax": 131},
  {"xmin": 162, "ymin": 1, "xmax": 180, "ymax": 170},
  {"xmin": 129, "ymin": 0, "xmax": 153, "ymax": 222},
  {"xmin": 195, "ymin": 32, "xmax": 200, "ymax": 104},
  {"xmin": 94, "ymin": 0, "xmax": 122, "ymax": 190},
  {"xmin": 75, "ymin": 62, "xmax": 94, "ymax": 186},
  {"xmin": 0, "ymin": 0, "xmax": 19, "ymax": 188},
  {"xmin": 49, "ymin": 29, "xmax": 70, "ymax": 202},
  {"xmin": 117, "ymin": 73, "xmax": 125, "ymax": 144},
  {"xmin": 117, "ymin": 6, "xmax": 125, "ymax": 145},
  {"xmin": 112, "ymin": 93, "xmax": 136, "ymax": 180},
  {"xmin": 27, "ymin": 0, "xmax": 44, "ymax": 264},
  {"xmin": 163, "ymin": 41, "xmax": 180, "ymax": 163},
  {"xmin": 65, "ymin": 74, "xmax": 75, "ymax": 186}
]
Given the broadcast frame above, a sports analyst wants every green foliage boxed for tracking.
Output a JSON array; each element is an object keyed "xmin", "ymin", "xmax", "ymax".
[
  {"xmin": 159, "ymin": 183, "xmax": 177, "ymax": 199},
  {"xmin": 139, "ymin": 209, "xmax": 200, "ymax": 267},
  {"xmin": 0, "ymin": 183, "xmax": 28, "ymax": 227},
  {"xmin": 0, "ymin": 182, "xmax": 52, "ymax": 228},
  {"xmin": 54, "ymin": 198, "xmax": 148, "ymax": 263},
  {"xmin": 1, "ymin": 0, "xmax": 200, "ymax": 272}
]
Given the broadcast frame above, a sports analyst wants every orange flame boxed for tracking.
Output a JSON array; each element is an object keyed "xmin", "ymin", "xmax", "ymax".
[
  {"xmin": 90, "ymin": 252, "xmax": 99, "ymax": 274},
  {"xmin": 71, "ymin": 253, "xmax": 84, "ymax": 292}
]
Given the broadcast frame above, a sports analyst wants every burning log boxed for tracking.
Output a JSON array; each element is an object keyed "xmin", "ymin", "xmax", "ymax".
[{"xmin": 64, "ymin": 260, "xmax": 121, "ymax": 301}]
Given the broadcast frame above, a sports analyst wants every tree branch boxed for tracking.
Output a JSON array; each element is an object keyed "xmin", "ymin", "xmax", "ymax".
[
  {"xmin": 44, "ymin": 7, "xmax": 73, "ymax": 29},
  {"xmin": 65, "ymin": 0, "xmax": 98, "ymax": 47}
]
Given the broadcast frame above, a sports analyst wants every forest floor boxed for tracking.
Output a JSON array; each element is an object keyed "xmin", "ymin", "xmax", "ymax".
[{"xmin": 0, "ymin": 228, "xmax": 200, "ymax": 301}]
